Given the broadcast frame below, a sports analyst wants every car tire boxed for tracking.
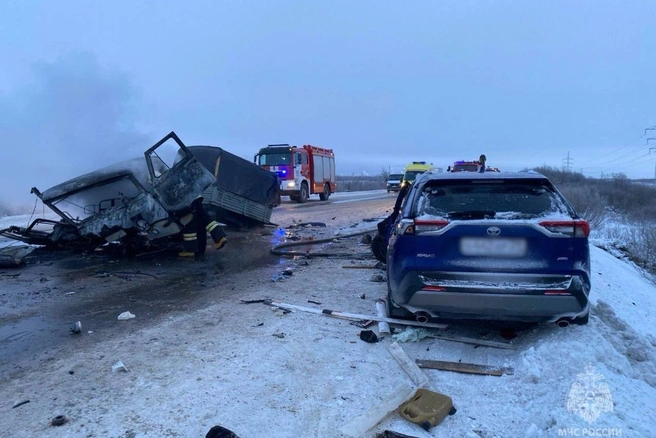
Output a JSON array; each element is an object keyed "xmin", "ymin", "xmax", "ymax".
[
  {"xmin": 319, "ymin": 183, "xmax": 330, "ymax": 201},
  {"xmin": 371, "ymin": 233, "xmax": 387, "ymax": 264},
  {"xmin": 297, "ymin": 183, "xmax": 308, "ymax": 203},
  {"xmin": 387, "ymin": 287, "xmax": 410, "ymax": 319},
  {"xmin": 572, "ymin": 310, "xmax": 590, "ymax": 325}
]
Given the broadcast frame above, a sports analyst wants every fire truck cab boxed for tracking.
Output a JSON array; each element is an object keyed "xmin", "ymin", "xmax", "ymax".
[
  {"xmin": 448, "ymin": 159, "xmax": 500, "ymax": 173},
  {"xmin": 255, "ymin": 144, "xmax": 336, "ymax": 203}
]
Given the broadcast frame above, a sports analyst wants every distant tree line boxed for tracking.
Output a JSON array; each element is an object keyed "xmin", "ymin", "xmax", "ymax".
[{"xmin": 335, "ymin": 174, "xmax": 386, "ymax": 192}]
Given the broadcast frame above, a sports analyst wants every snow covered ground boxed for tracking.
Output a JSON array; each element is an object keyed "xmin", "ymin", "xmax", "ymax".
[{"xmin": 1, "ymin": 196, "xmax": 655, "ymax": 437}]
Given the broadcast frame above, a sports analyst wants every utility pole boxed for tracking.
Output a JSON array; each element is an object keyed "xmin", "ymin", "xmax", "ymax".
[{"xmin": 562, "ymin": 151, "xmax": 573, "ymax": 172}]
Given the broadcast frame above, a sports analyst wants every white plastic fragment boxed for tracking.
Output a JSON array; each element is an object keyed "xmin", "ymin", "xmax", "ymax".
[
  {"xmin": 112, "ymin": 360, "xmax": 128, "ymax": 372},
  {"xmin": 117, "ymin": 311, "xmax": 136, "ymax": 321}
]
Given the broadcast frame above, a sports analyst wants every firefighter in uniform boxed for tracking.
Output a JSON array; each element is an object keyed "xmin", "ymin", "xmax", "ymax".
[
  {"xmin": 478, "ymin": 154, "xmax": 487, "ymax": 173},
  {"xmin": 179, "ymin": 195, "xmax": 227, "ymax": 258}
]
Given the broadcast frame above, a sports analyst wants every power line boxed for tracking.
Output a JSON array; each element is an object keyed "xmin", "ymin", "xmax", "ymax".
[{"xmin": 562, "ymin": 151, "xmax": 573, "ymax": 172}]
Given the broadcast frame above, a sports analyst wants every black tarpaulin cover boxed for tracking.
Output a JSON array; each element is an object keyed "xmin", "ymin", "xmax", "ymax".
[{"xmin": 187, "ymin": 146, "xmax": 279, "ymax": 206}]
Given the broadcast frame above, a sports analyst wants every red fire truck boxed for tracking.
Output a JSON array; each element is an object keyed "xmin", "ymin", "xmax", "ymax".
[{"xmin": 255, "ymin": 144, "xmax": 336, "ymax": 203}]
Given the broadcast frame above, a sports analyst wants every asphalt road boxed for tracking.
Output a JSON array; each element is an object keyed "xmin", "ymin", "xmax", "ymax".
[{"xmin": 0, "ymin": 191, "xmax": 395, "ymax": 381}]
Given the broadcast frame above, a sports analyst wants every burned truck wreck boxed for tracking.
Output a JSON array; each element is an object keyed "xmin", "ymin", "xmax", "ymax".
[{"xmin": 1, "ymin": 132, "xmax": 280, "ymax": 253}]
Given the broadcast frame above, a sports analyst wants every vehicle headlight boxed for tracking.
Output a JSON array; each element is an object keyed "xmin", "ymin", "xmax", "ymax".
[{"xmin": 286, "ymin": 181, "xmax": 296, "ymax": 188}]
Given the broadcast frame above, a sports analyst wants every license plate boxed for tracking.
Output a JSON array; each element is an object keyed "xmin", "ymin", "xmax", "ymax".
[{"xmin": 459, "ymin": 237, "xmax": 527, "ymax": 257}]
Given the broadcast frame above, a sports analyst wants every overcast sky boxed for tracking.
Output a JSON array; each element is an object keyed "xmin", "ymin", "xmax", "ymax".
[{"xmin": 1, "ymin": 1, "xmax": 655, "ymax": 204}]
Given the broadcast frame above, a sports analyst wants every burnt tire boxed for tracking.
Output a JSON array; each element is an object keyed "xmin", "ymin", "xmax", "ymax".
[{"xmin": 371, "ymin": 233, "xmax": 387, "ymax": 264}]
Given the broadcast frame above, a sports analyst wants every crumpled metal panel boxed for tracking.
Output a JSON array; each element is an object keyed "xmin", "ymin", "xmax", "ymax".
[
  {"xmin": 40, "ymin": 158, "xmax": 157, "ymax": 202},
  {"xmin": 151, "ymin": 160, "xmax": 215, "ymax": 212},
  {"xmin": 77, "ymin": 191, "xmax": 170, "ymax": 238},
  {"xmin": 0, "ymin": 246, "xmax": 36, "ymax": 267}
]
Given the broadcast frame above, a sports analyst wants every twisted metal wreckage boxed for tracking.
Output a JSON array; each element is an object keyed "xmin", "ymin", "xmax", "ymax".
[{"xmin": 0, "ymin": 132, "xmax": 281, "ymax": 256}]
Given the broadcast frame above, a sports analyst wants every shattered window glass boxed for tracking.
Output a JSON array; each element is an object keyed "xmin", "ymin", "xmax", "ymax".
[{"xmin": 416, "ymin": 182, "xmax": 567, "ymax": 219}]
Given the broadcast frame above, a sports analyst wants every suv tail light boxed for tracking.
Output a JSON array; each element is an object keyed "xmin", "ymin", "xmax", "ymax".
[
  {"xmin": 412, "ymin": 219, "xmax": 449, "ymax": 235},
  {"xmin": 539, "ymin": 220, "xmax": 590, "ymax": 238}
]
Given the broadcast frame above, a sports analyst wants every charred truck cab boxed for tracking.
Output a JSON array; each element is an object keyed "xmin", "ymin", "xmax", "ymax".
[
  {"xmin": 1, "ymin": 132, "xmax": 216, "ymax": 251},
  {"xmin": 255, "ymin": 144, "xmax": 336, "ymax": 203}
]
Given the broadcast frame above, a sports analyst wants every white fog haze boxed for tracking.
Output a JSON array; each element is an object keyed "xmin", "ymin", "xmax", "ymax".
[
  {"xmin": 0, "ymin": 52, "xmax": 149, "ymax": 207},
  {"xmin": 1, "ymin": 1, "xmax": 655, "ymax": 212}
]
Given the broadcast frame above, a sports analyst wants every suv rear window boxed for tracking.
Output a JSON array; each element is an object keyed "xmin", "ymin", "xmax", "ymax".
[{"xmin": 415, "ymin": 180, "xmax": 571, "ymax": 219}]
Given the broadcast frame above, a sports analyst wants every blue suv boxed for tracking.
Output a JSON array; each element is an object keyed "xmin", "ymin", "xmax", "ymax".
[{"xmin": 377, "ymin": 171, "xmax": 591, "ymax": 326}]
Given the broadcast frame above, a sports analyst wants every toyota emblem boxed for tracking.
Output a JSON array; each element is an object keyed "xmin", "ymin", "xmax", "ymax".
[{"xmin": 487, "ymin": 226, "xmax": 501, "ymax": 236}]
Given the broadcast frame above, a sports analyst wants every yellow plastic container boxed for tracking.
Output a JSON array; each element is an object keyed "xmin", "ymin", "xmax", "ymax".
[{"xmin": 399, "ymin": 388, "xmax": 454, "ymax": 430}]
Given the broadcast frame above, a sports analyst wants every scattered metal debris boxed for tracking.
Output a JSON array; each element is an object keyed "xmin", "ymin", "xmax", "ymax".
[
  {"xmin": 12, "ymin": 400, "xmax": 30, "ymax": 409},
  {"xmin": 349, "ymin": 319, "xmax": 375, "ymax": 328},
  {"xmin": 369, "ymin": 274, "xmax": 386, "ymax": 282},
  {"xmin": 265, "ymin": 300, "xmax": 448, "ymax": 329},
  {"xmin": 359, "ymin": 330, "xmax": 379, "ymax": 343},
  {"xmin": 286, "ymin": 222, "xmax": 327, "ymax": 229},
  {"xmin": 112, "ymin": 360, "xmax": 128, "ymax": 373},
  {"xmin": 0, "ymin": 245, "xmax": 35, "ymax": 267},
  {"xmin": 70, "ymin": 321, "xmax": 82, "ymax": 334},
  {"xmin": 51, "ymin": 415, "xmax": 68, "ymax": 426},
  {"xmin": 375, "ymin": 431, "xmax": 420, "ymax": 438},
  {"xmin": 272, "ymin": 333, "xmax": 285, "ymax": 339}
]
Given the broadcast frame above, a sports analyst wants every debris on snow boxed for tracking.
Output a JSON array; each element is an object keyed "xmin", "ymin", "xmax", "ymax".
[
  {"xmin": 374, "ymin": 431, "xmax": 420, "ymax": 438},
  {"xmin": 112, "ymin": 360, "xmax": 128, "ymax": 373},
  {"xmin": 70, "ymin": 321, "xmax": 82, "ymax": 334},
  {"xmin": 50, "ymin": 415, "xmax": 68, "ymax": 426},
  {"xmin": 376, "ymin": 299, "xmax": 391, "ymax": 335},
  {"xmin": 12, "ymin": 400, "xmax": 30, "ymax": 409},
  {"xmin": 392, "ymin": 327, "xmax": 431, "ymax": 343},
  {"xmin": 117, "ymin": 311, "xmax": 136, "ymax": 321},
  {"xmin": 359, "ymin": 330, "xmax": 379, "ymax": 343},
  {"xmin": 350, "ymin": 319, "xmax": 375, "ymax": 328},
  {"xmin": 399, "ymin": 388, "xmax": 455, "ymax": 430},
  {"xmin": 416, "ymin": 359, "xmax": 514, "ymax": 377},
  {"xmin": 205, "ymin": 425, "xmax": 241, "ymax": 438}
]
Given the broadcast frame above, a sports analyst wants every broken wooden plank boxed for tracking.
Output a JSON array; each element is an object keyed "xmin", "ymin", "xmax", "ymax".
[
  {"xmin": 415, "ymin": 359, "xmax": 514, "ymax": 377},
  {"xmin": 387, "ymin": 342, "xmax": 428, "ymax": 387},
  {"xmin": 264, "ymin": 300, "xmax": 448, "ymax": 329},
  {"xmin": 425, "ymin": 334, "xmax": 516, "ymax": 350},
  {"xmin": 340, "ymin": 383, "xmax": 417, "ymax": 438}
]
